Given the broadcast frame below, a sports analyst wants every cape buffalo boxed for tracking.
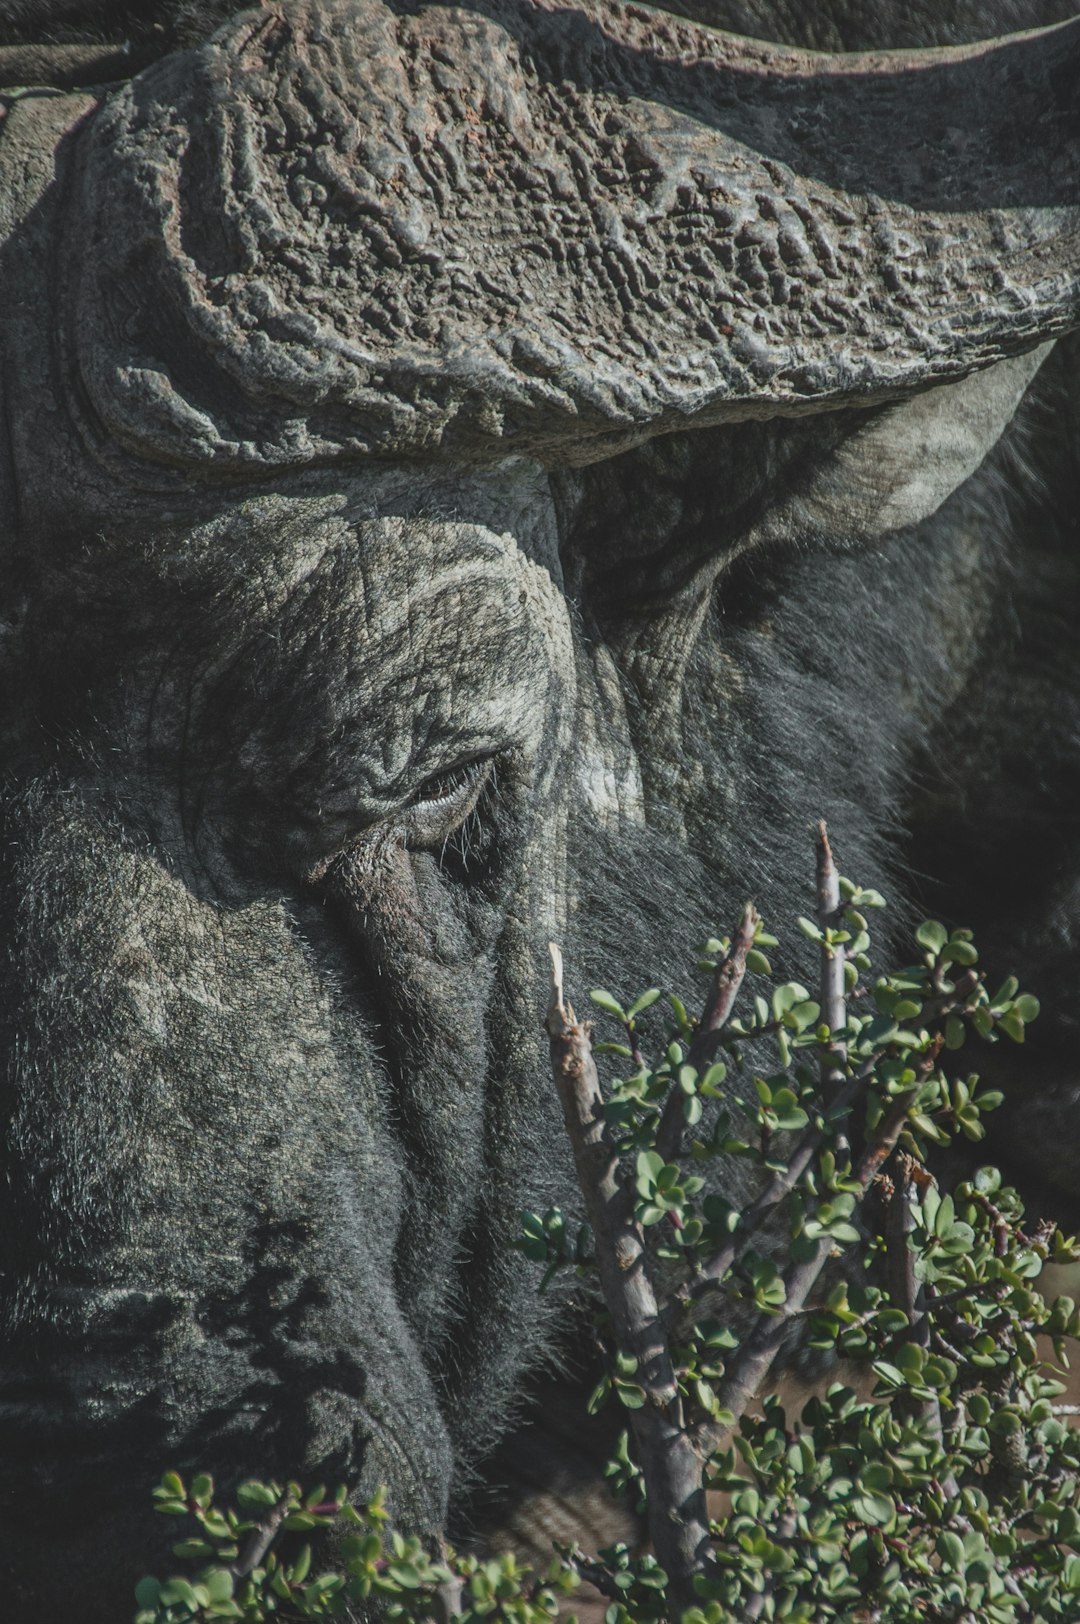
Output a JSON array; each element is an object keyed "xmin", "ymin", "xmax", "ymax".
[{"xmin": 0, "ymin": 0, "xmax": 1078, "ymax": 1616}]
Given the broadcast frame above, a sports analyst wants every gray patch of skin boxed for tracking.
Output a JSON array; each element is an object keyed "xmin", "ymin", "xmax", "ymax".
[{"xmin": 0, "ymin": 2, "xmax": 1078, "ymax": 1618}]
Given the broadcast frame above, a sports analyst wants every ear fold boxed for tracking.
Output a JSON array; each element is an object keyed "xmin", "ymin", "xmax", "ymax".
[{"xmin": 562, "ymin": 341, "xmax": 1054, "ymax": 631}]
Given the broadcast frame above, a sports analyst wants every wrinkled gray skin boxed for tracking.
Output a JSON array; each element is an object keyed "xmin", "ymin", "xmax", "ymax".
[{"xmin": 0, "ymin": 0, "xmax": 1079, "ymax": 1616}]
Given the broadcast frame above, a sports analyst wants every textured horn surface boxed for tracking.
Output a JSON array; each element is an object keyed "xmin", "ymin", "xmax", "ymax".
[{"xmin": 62, "ymin": 0, "xmax": 1080, "ymax": 471}]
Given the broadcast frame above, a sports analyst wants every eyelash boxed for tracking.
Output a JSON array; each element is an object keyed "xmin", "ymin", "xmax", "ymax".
[
  {"xmin": 398, "ymin": 754, "xmax": 497, "ymax": 870},
  {"xmin": 301, "ymin": 755, "xmax": 499, "ymax": 895},
  {"xmin": 408, "ymin": 758, "xmax": 488, "ymax": 811}
]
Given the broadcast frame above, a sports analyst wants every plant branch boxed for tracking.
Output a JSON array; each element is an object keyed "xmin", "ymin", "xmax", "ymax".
[
  {"xmin": 230, "ymin": 1496, "xmax": 292, "ymax": 1580},
  {"xmin": 546, "ymin": 944, "xmax": 709, "ymax": 1611},
  {"xmin": 656, "ymin": 902, "xmax": 758, "ymax": 1167},
  {"xmin": 885, "ymin": 1153, "xmax": 951, "ymax": 1463},
  {"xmin": 744, "ymin": 1508, "xmax": 798, "ymax": 1621},
  {"xmin": 560, "ymin": 1547, "xmax": 628, "ymax": 1603},
  {"xmin": 685, "ymin": 1069, "xmax": 864, "ymax": 1312},
  {"xmin": 429, "ymin": 1576, "xmax": 465, "ymax": 1623},
  {"xmin": 705, "ymin": 1089, "xmax": 913, "ymax": 1442},
  {"xmin": 922, "ymin": 966, "xmax": 980, "ymax": 1023},
  {"xmin": 816, "ymin": 822, "xmax": 847, "ymax": 1113},
  {"xmin": 688, "ymin": 903, "xmax": 760, "ymax": 1072}
]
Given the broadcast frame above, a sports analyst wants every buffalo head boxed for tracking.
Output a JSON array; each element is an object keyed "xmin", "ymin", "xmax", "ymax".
[{"xmin": 0, "ymin": 1, "xmax": 1078, "ymax": 1615}]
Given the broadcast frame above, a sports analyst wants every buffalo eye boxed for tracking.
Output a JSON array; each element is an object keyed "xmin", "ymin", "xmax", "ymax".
[{"xmin": 397, "ymin": 755, "xmax": 496, "ymax": 858}]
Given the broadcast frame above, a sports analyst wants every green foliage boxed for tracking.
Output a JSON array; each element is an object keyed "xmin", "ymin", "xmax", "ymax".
[
  {"xmin": 135, "ymin": 1477, "xmax": 578, "ymax": 1623},
  {"xmin": 135, "ymin": 867, "xmax": 1080, "ymax": 1623},
  {"xmin": 523, "ymin": 873, "xmax": 1080, "ymax": 1618},
  {"xmin": 511, "ymin": 1205, "xmax": 593, "ymax": 1291}
]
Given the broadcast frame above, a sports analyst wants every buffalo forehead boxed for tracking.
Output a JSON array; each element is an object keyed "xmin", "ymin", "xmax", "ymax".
[
  {"xmin": 159, "ymin": 478, "xmax": 574, "ymax": 816},
  {"xmin": 234, "ymin": 521, "xmax": 569, "ymax": 795}
]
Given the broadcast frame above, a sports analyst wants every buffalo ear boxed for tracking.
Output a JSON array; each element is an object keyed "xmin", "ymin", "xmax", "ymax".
[
  {"xmin": 563, "ymin": 343, "xmax": 1052, "ymax": 623},
  {"xmin": 749, "ymin": 344, "xmax": 1054, "ymax": 552}
]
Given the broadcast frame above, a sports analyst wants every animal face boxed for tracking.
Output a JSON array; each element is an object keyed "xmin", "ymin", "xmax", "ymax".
[{"xmin": 0, "ymin": 1, "xmax": 1078, "ymax": 1617}]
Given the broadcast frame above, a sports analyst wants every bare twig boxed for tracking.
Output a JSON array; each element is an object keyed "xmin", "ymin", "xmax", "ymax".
[
  {"xmin": 688, "ymin": 903, "xmax": 760, "ymax": 1072},
  {"xmin": 655, "ymin": 902, "xmax": 759, "ymax": 1165},
  {"xmin": 546, "ymin": 945, "xmax": 709, "ymax": 1610}
]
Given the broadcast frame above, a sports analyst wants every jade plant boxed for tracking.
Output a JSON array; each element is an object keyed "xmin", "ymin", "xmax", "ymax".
[{"xmin": 134, "ymin": 826, "xmax": 1080, "ymax": 1623}]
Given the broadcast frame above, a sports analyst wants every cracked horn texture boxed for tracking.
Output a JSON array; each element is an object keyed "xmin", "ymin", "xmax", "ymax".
[{"xmin": 62, "ymin": 0, "xmax": 1080, "ymax": 470}]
